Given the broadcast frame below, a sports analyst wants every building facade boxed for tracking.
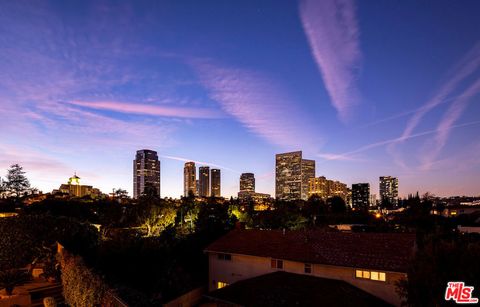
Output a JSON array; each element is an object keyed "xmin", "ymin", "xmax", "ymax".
[
  {"xmin": 352, "ymin": 183, "xmax": 370, "ymax": 210},
  {"xmin": 211, "ymin": 169, "xmax": 221, "ymax": 197},
  {"xmin": 379, "ymin": 176, "xmax": 399, "ymax": 207},
  {"xmin": 133, "ymin": 149, "xmax": 161, "ymax": 198},
  {"xmin": 275, "ymin": 151, "xmax": 315, "ymax": 201},
  {"xmin": 199, "ymin": 166, "xmax": 210, "ymax": 197},
  {"xmin": 54, "ymin": 173, "xmax": 102, "ymax": 198},
  {"xmin": 239, "ymin": 173, "xmax": 255, "ymax": 193},
  {"xmin": 301, "ymin": 159, "xmax": 316, "ymax": 200},
  {"xmin": 308, "ymin": 176, "xmax": 350, "ymax": 203},
  {"xmin": 205, "ymin": 229, "xmax": 415, "ymax": 306},
  {"xmin": 184, "ymin": 162, "xmax": 196, "ymax": 197}
]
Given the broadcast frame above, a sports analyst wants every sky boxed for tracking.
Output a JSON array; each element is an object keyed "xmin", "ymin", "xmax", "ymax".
[{"xmin": 0, "ymin": 0, "xmax": 479, "ymax": 198}]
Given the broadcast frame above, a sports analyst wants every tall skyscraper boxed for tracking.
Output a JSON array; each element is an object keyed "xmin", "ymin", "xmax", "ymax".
[
  {"xmin": 211, "ymin": 169, "xmax": 221, "ymax": 197},
  {"xmin": 133, "ymin": 149, "xmax": 160, "ymax": 198},
  {"xmin": 301, "ymin": 159, "xmax": 315, "ymax": 200},
  {"xmin": 184, "ymin": 162, "xmax": 196, "ymax": 197},
  {"xmin": 379, "ymin": 176, "xmax": 399, "ymax": 207},
  {"xmin": 352, "ymin": 183, "xmax": 370, "ymax": 210},
  {"xmin": 199, "ymin": 166, "xmax": 210, "ymax": 197},
  {"xmin": 275, "ymin": 151, "xmax": 315, "ymax": 201},
  {"xmin": 240, "ymin": 173, "xmax": 255, "ymax": 192}
]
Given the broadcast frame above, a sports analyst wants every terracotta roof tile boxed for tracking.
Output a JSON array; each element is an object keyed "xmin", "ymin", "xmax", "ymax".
[{"xmin": 205, "ymin": 229, "xmax": 416, "ymax": 272}]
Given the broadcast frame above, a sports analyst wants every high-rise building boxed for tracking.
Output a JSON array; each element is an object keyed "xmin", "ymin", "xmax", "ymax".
[
  {"xmin": 211, "ymin": 169, "xmax": 221, "ymax": 197},
  {"xmin": 184, "ymin": 162, "xmax": 196, "ymax": 197},
  {"xmin": 308, "ymin": 176, "xmax": 350, "ymax": 203},
  {"xmin": 379, "ymin": 176, "xmax": 399, "ymax": 207},
  {"xmin": 199, "ymin": 166, "xmax": 210, "ymax": 197},
  {"xmin": 301, "ymin": 159, "xmax": 315, "ymax": 200},
  {"xmin": 133, "ymin": 149, "xmax": 160, "ymax": 198},
  {"xmin": 240, "ymin": 173, "xmax": 255, "ymax": 193},
  {"xmin": 352, "ymin": 183, "xmax": 370, "ymax": 210},
  {"xmin": 370, "ymin": 194, "xmax": 377, "ymax": 207},
  {"xmin": 275, "ymin": 151, "xmax": 315, "ymax": 201}
]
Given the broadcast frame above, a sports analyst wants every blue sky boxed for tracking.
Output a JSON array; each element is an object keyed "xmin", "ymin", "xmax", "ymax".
[{"xmin": 0, "ymin": 0, "xmax": 479, "ymax": 198}]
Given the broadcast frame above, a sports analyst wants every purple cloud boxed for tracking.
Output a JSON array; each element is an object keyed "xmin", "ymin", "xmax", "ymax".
[
  {"xmin": 299, "ymin": 0, "xmax": 361, "ymax": 122},
  {"xmin": 400, "ymin": 42, "xmax": 480, "ymax": 141},
  {"xmin": 191, "ymin": 60, "xmax": 321, "ymax": 148},
  {"xmin": 421, "ymin": 78, "xmax": 480, "ymax": 169},
  {"xmin": 67, "ymin": 100, "xmax": 224, "ymax": 119}
]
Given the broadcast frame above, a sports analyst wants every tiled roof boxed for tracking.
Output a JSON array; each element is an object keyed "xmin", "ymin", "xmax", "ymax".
[
  {"xmin": 205, "ymin": 229, "xmax": 416, "ymax": 272},
  {"xmin": 205, "ymin": 271, "xmax": 392, "ymax": 307}
]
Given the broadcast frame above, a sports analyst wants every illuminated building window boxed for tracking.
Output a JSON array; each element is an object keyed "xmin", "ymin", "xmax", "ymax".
[
  {"xmin": 217, "ymin": 281, "xmax": 228, "ymax": 289},
  {"xmin": 304, "ymin": 263, "xmax": 312, "ymax": 274},
  {"xmin": 355, "ymin": 269, "xmax": 386, "ymax": 282},
  {"xmin": 217, "ymin": 253, "xmax": 232, "ymax": 261},
  {"xmin": 271, "ymin": 259, "xmax": 283, "ymax": 269}
]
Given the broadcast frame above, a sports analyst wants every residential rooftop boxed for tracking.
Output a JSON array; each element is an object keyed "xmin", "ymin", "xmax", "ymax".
[
  {"xmin": 205, "ymin": 229, "xmax": 416, "ymax": 272},
  {"xmin": 205, "ymin": 271, "xmax": 392, "ymax": 307}
]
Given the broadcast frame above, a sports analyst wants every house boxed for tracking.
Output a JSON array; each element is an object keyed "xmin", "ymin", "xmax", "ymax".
[{"xmin": 205, "ymin": 229, "xmax": 416, "ymax": 306}]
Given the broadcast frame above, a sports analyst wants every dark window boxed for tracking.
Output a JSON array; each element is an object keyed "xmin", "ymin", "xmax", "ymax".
[
  {"xmin": 304, "ymin": 263, "xmax": 312, "ymax": 274},
  {"xmin": 271, "ymin": 259, "xmax": 283, "ymax": 269},
  {"xmin": 217, "ymin": 253, "xmax": 232, "ymax": 261}
]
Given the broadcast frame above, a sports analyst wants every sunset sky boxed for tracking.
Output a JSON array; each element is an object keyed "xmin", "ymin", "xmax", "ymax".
[{"xmin": 0, "ymin": 0, "xmax": 479, "ymax": 198}]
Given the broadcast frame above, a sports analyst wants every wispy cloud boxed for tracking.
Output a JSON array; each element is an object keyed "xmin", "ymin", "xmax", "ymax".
[
  {"xmin": 317, "ymin": 120, "xmax": 480, "ymax": 163},
  {"xmin": 299, "ymin": 0, "xmax": 361, "ymax": 122},
  {"xmin": 317, "ymin": 153, "xmax": 364, "ymax": 162},
  {"xmin": 421, "ymin": 78, "xmax": 480, "ymax": 169},
  {"xmin": 389, "ymin": 42, "xmax": 480, "ymax": 168},
  {"xmin": 399, "ymin": 42, "xmax": 480, "ymax": 140},
  {"xmin": 191, "ymin": 60, "xmax": 321, "ymax": 148},
  {"xmin": 67, "ymin": 100, "xmax": 224, "ymax": 119}
]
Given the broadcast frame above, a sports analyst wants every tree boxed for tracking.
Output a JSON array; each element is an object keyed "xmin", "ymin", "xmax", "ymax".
[
  {"xmin": 114, "ymin": 188, "xmax": 129, "ymax": 199},
  {"xmin": 179, "ymin": 191, "xmax": 198, "ymax": 231},
  {"xmin": 137, "ymin": 203, "xmax": 177, "ymax": 237},
  {"xmin": 328, "ymin": 196, "xmax": 347, "ymax": 214},
  {"xmin": 397, "ymin": 233, "xmax": 480, "ymax": 306},
  {"xmin": 0, "ymin": 269, "xmax": 30, "ymax": 295},
  {"xmin": 0, "ymin": 177, "xmax": 6, "ymax": 198},
  {"xmin": 4, "ymin": 164, "xmax": 31, "ymax": 199}
]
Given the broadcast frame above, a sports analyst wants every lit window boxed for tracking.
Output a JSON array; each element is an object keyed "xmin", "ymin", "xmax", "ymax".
[
  {"xmin": 304, "ymin": 263, "xmax": 312, "ymax": 274},
  {"xmin": 355, "ymin": 269, "xmax": 386, "ymax": 282},
  {"xmin": 271, "ymin": 259, "xmax": 283, "ymax": 269},
  {"xmin": 217, "ymin": 281, "xmax": 228, "ymax": 289}
]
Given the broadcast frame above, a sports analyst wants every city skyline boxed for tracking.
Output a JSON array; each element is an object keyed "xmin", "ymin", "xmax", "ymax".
[{"xmin": 0, "ymin": 1, "xmax": 479, "ymax": 198}]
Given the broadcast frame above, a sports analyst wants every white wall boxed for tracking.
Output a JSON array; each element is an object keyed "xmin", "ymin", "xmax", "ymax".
[{"xmin": 208, "ymin": 252, "xmax": 405, "ymax": 306}]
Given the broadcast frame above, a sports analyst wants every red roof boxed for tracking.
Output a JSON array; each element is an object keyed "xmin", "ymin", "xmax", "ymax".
[{"xmin": 205, "ymin": 229, "xmax": 416, "ymax": 272}]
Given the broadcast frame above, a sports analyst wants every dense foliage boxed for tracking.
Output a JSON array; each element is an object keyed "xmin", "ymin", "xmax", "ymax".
[{"xmin": 397, "ymin": 233, "xmax": 480, "ymax": 306}]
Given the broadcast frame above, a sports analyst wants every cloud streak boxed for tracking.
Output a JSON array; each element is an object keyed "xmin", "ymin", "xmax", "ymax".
[
  {"xmin": 421, "ymin": 78, "xmax": 480, "ymax": 169},
  {"xmin": 399, "ymin": 42, "xmax": 480, "ymax": 141},
  {"xmin": 67, "ymin": 100, "xmax": 224, "ymax": 119},
  {"xmin": 390, "ymin": 42, "xmax": 480, "ymax": 168},
  {"xmin": 191, "ymin": 60, "xmax": 321, "ymax": 148},
  {"xmin": 299, "ymin": 0, "xmax": 361, "ymax": 122},
  {"xmin": 317, "ymin": 120, "xmax": 480, "ymax": 163}
]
